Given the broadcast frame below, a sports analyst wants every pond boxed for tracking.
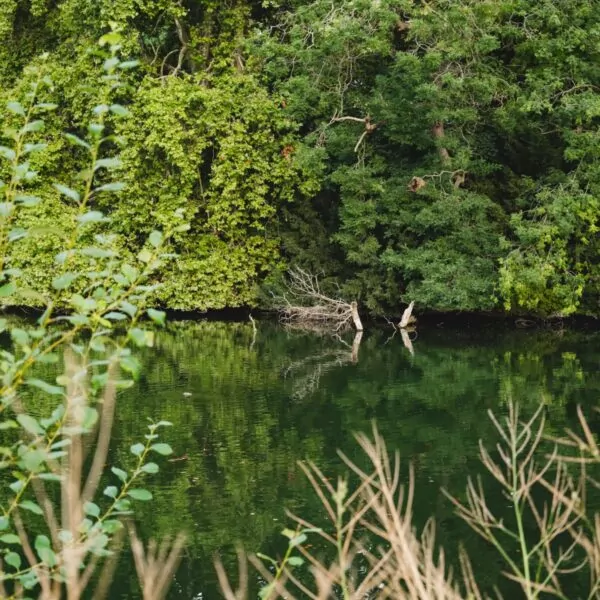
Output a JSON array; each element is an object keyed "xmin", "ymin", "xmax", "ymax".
[{"xmin": 99, "ymin": 320, "xmax": 600, "ymax": 598}]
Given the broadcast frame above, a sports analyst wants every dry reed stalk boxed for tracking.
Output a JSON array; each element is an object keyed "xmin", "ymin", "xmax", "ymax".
[
  {"xmin": 215, "ymin": 402, "xmax": 600, "ymax": 600},
  {"xmin": 128, "ymin": 524, "xmax": 186, "ymax": 600},
  {"xmin": 447, "ymin": 402, "xmax": 590, "ymax": 599},
  {"xmin": 216, "ymin": 423, "xmax": 477, "ymax": 599}
]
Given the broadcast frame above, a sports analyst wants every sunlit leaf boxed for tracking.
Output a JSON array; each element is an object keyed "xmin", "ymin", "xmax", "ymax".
[
  {"xmin": 5, "ymin": 551, "xmax": 21, "ymax": 570},
  {"xmin": 150, "ymin": 443, "xmax": 173, "ymax": 456},
  {"xmin": 19, "ymin": 500, "xmax": 44, "ymax": 515},
  {"xmin": 147, "ymin": 308, "xmax": 166, "ymax": 326},
  {"xmin": 54, "ymin": 183, "xmax": 80, "ymax": 202},
  {"xmin": 127, "ymin": 489, "xmax": 152, "ymax": 501},
  {"xmin": 130, "ymin": 443, "xmax": 145, "ymax": 457},
  {"xmin": 25, "ymin": 378, "xmax": 64, "ymax": 395},
  {"xmin": 6, "ymin": 101, "xmax": 25, "ymax": 116},
  {"xmin": 104, "ymin": 486, "xmax": 118, "ymax": 499},
  {"xmin": 111, "ymin": 467, "xmax": 127, "ymax": 482},
  {"xmin": 17, "ymin": 413, "xmax": 45, "ymax": 435}
]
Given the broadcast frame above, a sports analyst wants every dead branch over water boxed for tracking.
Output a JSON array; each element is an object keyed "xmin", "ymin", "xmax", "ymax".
[{"xmin": 275, "ymin": 268, "xmax": 363, "ymax": 332}]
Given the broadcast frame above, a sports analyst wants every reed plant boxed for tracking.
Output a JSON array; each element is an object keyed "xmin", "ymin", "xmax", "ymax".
[{"xmin": 217, "ymin": 407, "xmax": 600, "ymax": 600}]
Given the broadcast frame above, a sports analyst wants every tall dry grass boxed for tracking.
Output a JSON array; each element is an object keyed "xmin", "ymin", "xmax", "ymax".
[{"xmin": 217, "ymin": 405, "xmax": 600, "ymax": 600}]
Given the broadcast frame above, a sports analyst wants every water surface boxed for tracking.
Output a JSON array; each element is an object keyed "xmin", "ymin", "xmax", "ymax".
[{"xmin": 102, "ymin": 321, "xmax": 600, "ymax": 598}]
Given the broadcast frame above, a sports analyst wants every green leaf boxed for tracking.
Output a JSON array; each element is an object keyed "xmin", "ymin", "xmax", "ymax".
[
  {"xmin": 289, "ymin": 533, "xmax": 307, "ymax": 547},
  {"xmin": 19, "ymin": 500, "xmax": 44, "ymax": 515},
  {"xmin": 0, "ymin": 202, "xmax": 14, "ymax": 217},
  {"xmin": 88, "ymin": 123, "xmax": 105, "ymax": 137},
  {"xmin": 120, "ymin": 355, "xmax": 141, "ymax": 376},
  {"xmin": 39, "ymin": 546, "xmax": 57, "ymax": 567},
  {"xmin": 141, "ymin": 462, "xmax": 159, "ymax": 474},
  {"xmin": 259, "ymin": 583, "xmax": 275, "ymax": 599},
  {"xmin": 103, "ymin": 57, "xmax": 120, "ymax": 72},
  {"xmin": 119, "ymin": 60, "xmax": 139, "ymax": 70},
  {"xmin": 38, "ymin": 473, "xmax": 63, "ymax": 482},
  {"xmin": 15, "ymin": 194, "xmax": 41, "ymax": 206},
  {"xmin": 137, "ymin": 248, "xmax": 152, "ymax": 263},
  {"xmin": 54, "ymin": 184, "xmax": 80, "ymax": 202},
  {"xmin": 10, "ymin": 480, "xmax": 25, "ymax": 494},
  {"xmin": 130, "ymin": 443, "xmax": 145, "ymax": 457},
  {"xmin": 0, "ymin": 534, "xmax": 20, "ymax": 544},
  {"xmin": 0, "ymin": 516, "xmax": 8, "ymax": 530},
  {"xmin": 23, "ymin": 142, "xmax": 48, "ymax": 155},
  {"xmin": 35, "ymin": 535, "xmax": 57, "ymax": 567},
  {"xmin": 109, "ymin": 104, "xmax": 129, "ymax": 117},
  {"xmin": 114, "ymin": 498, "xmax": 131, "ymax": 512},
  {"xmin": 11, "ymin": 328, "xmax": 30, "ymax": 346},
  {"xmin": 150, "ymin": 443, "xmax": 173, "ymax": 456},
  {"xmin": 99, "ymin": 31, "xmax": 121, "ymax": 46},
  {"xmin": 81, "ymin": 247, "xmax": 117, "ymax": 259},
  {"xmin": 84, "ymin": 502, "xmax": 100, "ymax": 518},
  {"xmin": 77, "ymin": 211, "xmax": 106, "ymax": 224},
  {"xmin": 8, "ymin": 228, "xmax": 27, "ymax": 241},
  {"xmin": 34, "ymin": 534, "xmax": 50, "ymax": 549},
  {"xmin": 147, "ymin": 308, "xmax": 166, "ymax": 327},
  {"xmin": 103, "ymin": 485, "xmax": 118, "ymax": 498},
  {"xmin": 36, "ymin": 102, "xmax": 57, "ymax": 111},
  {"xmin": 25, "ymin": 378, "xmax": 64, "ymax": 396},
  {"xmin": 20, "ymin": 448, "xmax": 46, "ymax": 472},
  {"xmin": 101, "ymin": 519, "xmax": 123, "ymax": 534},
  {"xmin": 104, "ymin": 311, "xmax": 127, "ymax": 321},
  {"xmin": 127, "ymin": 489, "xmax": 152, "ymax": 501},
  {"xmin": 149, "ymin": 230, "xmax": 163, "ymax": 248},
  {"xmin": 111, "ymin": 467, "xmax": 127, "ymax": 482},
  {"xmin": 7, "ymin": 101, "xmax": 25, "ymax": 116},
  {"xmin": 81, "ymin": 407, "xmax": 98, "ymax": 430},
  {"xmin": 17, "ymin": 413, "xmax": 45, "ymax": 435},
  {"xmin": 287, "ymin": 556, "xmax": 304, "ymax": 567},
  {"xmin": 95, "ymin": 182, "xmax": 126, "ymax": 193},
  {"xmin": 0, "ymin": 146, "xmax": 16, "ymax": 161},
  {"xmin": 95, "ymin": 157, "xmax": 122, "ymax": 170},
  {"xmin": 0, "ymin": 282, "xmax": 16, "ymax": 297},
  {"xmin": 65, "ymin": 133, "xmax": 91, "ymax": 149},
  {"xmin": 52, "ymin": 273, "xmax": 77, "ymax": 290},
  {"xmin": 5, "ymin": 551, "xmax": 21, "ymax": 570},
  {"xmin": 129, "ymin": 328, "xmax": 153, "ymax": 347},
  {"xmin": 121, "ymin": 264, "xmax": 138, "ymax": 283},
  {"xmin": 23, "ymin": 120, "xmax": 44, "ymax": 133},
  {"xmin": 119, "ymin": 300, "xmax": 137, "ymax": 317}
]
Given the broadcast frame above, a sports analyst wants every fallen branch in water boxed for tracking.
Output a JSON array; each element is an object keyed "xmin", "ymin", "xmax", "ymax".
[{"xmin": 275, "ymin": 268, "xmax": 363, "ymax": 332}]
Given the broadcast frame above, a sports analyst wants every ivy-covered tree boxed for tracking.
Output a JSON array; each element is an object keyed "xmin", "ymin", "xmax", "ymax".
[{"xmin": 0, "ymin": 0, "xmax": 599, "ymax": 316}]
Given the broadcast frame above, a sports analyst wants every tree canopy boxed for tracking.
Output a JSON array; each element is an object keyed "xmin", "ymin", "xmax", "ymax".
[{"xmin": 1, "ymin": 0, "xmax": 599, "ymax": 316}]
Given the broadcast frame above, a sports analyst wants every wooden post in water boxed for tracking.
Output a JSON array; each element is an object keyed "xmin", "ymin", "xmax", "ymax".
[
  {"xmin": 399, "ymin": 301, "xmax": 415, "ymax": 329},
  {"xmin": 350, "ymin": 301, "xmax": 363, "ymax": 331},
  {"xmin": 351, "ymin": 330, "xmax": 363, "ymax": 363}
]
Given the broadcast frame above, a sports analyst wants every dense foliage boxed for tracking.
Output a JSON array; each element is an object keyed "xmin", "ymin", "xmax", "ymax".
[{"xmin": 1, "ymin": 0, "xmax": 599, "ymax": 316}]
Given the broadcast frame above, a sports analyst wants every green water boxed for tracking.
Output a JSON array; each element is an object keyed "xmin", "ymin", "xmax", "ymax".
[{"xmin": 100, "ymin": 321, "xmax": 600, "ymax": 598}]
